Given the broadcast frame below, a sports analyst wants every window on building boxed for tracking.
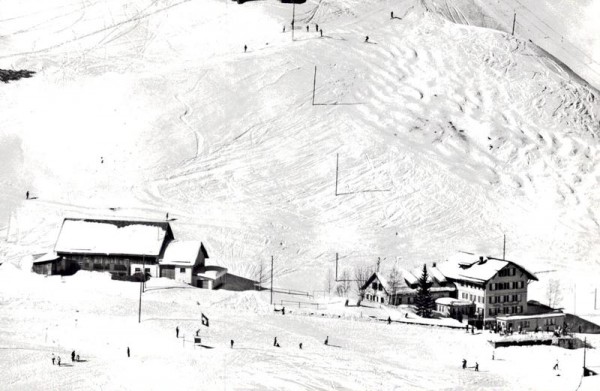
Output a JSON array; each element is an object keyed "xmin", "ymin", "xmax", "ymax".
[
  {"xmin": 372, "ymin": 283, "xmax": 377, "ymax": 290},
  {"xmin": 180, "ymin": 268, "xmax": 185, "ymax": 273},
  {"xmin": 135, "ymin": 268, "xmax": 141, "ymax": 272}
]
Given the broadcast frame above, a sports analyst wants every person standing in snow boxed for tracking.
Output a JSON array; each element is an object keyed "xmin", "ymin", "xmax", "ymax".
[
  {"xmin": 57, "ymin": 356, "xmax": 61, "ymax": 367},
  {"xmin": 282, "ymin": 307, "xmax": 285, "ymax": 315},
  {"xmin": 299, "ymin": 343, "xmax": 303, "ymax": 349},
  {"xmin": 230, "ymin": 340, "xmax": 234, "ymax": 348},
  {"xmin": 71, "ymin": 351, "xmax": 75, "ymax": 362},
  {"xmin": 391, "ymin": 11, "xmax": 394, "ymax": 19},
  {"xmin": 387, "ymin": 316, "xmax": 391, "ymax": 325},
  {"xmin": 244, "ymin": 45, "xmax": 247, "ymax": 53},
  {"xmin": 553, "ymin": 359, "xmax": 559, "ymax": 370},
  {"xmin": 51, "ymin": 353, "xmax": 55, "ymax": 365},
  {"xmin": 283, "ymin": 25, "xmax": 286, "ymax": 33},
  {"xmin": 492, "ymin": 350, "xmax": 495, "ymax": 360},
  {"xmin": 76, "ymin": 354, "xmax": 80, "ymax": 362},
  {"xmin": 26, "ymin": 191, "xmax": 29, "ymax": 200},
  {"xmin": 462, "ymin": 359, "xmax": 467, "ymax": 369},
  {"xmin": 474, "ymin": 362, "xmax": 479, "ymax": 372},
  {"xmin": 365, "ymin": 36, "xmax": 369, "ymax": 43},
  {"xmin": 315, "ymin": 24, "xmax": 319, "ymax": 32},
  {"xmin": 320, "ymin": 29, "xmax": 323, "ymax": 37},
  {"xmin": 176, "ymin": 326, "xmax": 179, "ymax": 338},
  {"xmin": 324, "ymin": 336, "xmax": 329, "ymax": 346},
  {"xmin": 306, "ymin": 26, "xmax": 309, "ymax": 32},
  {"xmin": 273, "ymin": 337, "xmax": 278, "ymax": 347},
  {"xmin": 127, "ymin": 347, "xmax": 130, "ymax": 358}
]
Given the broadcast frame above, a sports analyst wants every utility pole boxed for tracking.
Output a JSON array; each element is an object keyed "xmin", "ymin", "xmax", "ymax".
[
  {"xmin": 142, "ymin": 255, "xmax": 146, "ymax": 293},
  {"xmin": 502, "ymin": 234, "xmax": 506, "ymax": 261},
  {"xmin": 511, "ymin": 12, "xmax": 516, "ymax": 36},
  {"xmin": 335, "ymin": 153, "xmax": 339, "ymax": 196},
  {"xmin": 583, "ymin": 337, "xmax": 587, "ymax": 376},
  {"xmin": 270, "ymin": 256, "xmax": 274, "ymax": 305},
  {"xmin": 574, "ymin": 283, "xmax": 577, "ymax": 315},
  {"xmin": 595, "ymin": 288, "xmax": 597, "ymax": 310},
  {"xmin": 312, "ymin": 66, "xmax": 317, "ymax": 105},
  {"xmin": 291, "ymin": 2, "xmax": 296, "ymax": 41},
  {"xmin": 335, "ymin": 252, "xmax": 339, "ymax": 280},
  {"xmin": 138, "ymin": 277, "xmax": 142, "ymax": 323}
]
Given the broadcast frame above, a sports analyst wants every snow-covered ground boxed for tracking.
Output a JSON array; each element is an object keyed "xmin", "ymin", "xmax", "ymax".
[
  {"xmin": 1, "ymin": 0, "xmax": 600, "ymax": 388},
  {"xmin": 1, "ymin": 264, "xmax": 599, "ymax": 391}
]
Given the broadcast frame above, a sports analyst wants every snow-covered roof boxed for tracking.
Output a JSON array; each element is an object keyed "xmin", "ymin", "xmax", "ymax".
[
  {"xmin": 401, "ymin": 269, "xmax": 419, "ymax": 286},
  {"xmin": 32, "ymin": 252, "xmax": 60, "ymax": 264},
  {"xmin": 55, "ymin": 218, "xmax": 173, "ymax": 257},
  {"xmin": 435, "ymin": 297, "xmax": 473, "ymax": 306},
  {"xmin": 196, "ymin": 266, "xmax": 227, "ymax": 280},
  {"xmin": 360, "ymin": 272, "xmax": 392, "ymax": 292},
  {"xmin": 160, "ymin": 241, "xmax": 203, "ymax": 266},
  {"xmin": 429, "ymin": 267, "xmax": 447, "ymax": 284},
  {"xmin": 436, "ymin": 253, "xmax": 537, "ymax": 284}
]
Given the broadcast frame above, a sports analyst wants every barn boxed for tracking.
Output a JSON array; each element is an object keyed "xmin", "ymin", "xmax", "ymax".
[
  {"xmin": 45, "ymin": 218, "xmax": 216, "ymax": 288},
  {"xmin": 54, "ymin": 218, "xmax": 175, "ymax": 278}
]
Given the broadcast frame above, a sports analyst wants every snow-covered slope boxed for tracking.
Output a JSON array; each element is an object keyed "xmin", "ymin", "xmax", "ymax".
[
  {"xmin": 1, "ymin": 0, "xmax": 599, "ymax": 308},
  {"xmin": 423, "ymin": 0, "xmax": 600, "ymax": 90}
]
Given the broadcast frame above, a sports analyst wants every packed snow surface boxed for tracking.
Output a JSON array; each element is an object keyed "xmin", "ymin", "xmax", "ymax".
[{"xmin": 1, "ymin": 265, "xmax": 599, "ymax": 391}]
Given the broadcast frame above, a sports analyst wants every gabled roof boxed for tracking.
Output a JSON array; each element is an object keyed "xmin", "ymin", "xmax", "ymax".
[
  {"xmin": 360, "ymin": 272, "xmax": 390, "ymax": 292},
  {"xmin": 55, "ymin": 218, "xmax": 174, "ymax": 257},
  {"xmin": 160, "ymin": 241, "xmax": 207, "ymax": 266},
  {"xmin": 437, "ymin": 253, "xmax": 538, "ymax": 284}
]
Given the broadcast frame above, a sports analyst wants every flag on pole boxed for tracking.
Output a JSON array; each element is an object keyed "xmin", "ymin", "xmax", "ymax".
[{"xmin": 201, "ymin": 313, "xmax": 209, "ymax": 327}]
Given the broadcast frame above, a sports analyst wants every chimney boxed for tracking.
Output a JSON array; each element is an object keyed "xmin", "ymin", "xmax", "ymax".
[{"xmin": 432, "ymin": 262, "xmax": 437, "ymax": 267}]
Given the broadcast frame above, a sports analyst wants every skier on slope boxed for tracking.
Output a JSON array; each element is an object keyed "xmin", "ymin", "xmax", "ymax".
[
  {"xmin": 176, "ymin": 326, "xmax": 179, "ymax": 338},
  {"xmin": 324, "ymin": 336, "xmax": 329, "ymax": 346},
  {"xmin": 273, "ymin": 337, "xmax": 278, "ymax": 347},
  {"xmin": 462, "ymin": 359, "xmax": 467, "ymax": 369}
]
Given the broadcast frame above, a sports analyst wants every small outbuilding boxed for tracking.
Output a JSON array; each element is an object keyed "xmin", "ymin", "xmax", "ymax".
[{"xmin": 195, "ymin": 266, "xmax": 227, "ymax": 289}]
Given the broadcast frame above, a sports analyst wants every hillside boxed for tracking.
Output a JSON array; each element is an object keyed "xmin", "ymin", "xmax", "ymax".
[{"xmin": 1, "ymin": 0, "xmax": 599, "ymax": 310}]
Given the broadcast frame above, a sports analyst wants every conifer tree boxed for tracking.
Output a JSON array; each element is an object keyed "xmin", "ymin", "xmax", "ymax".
[{"xmin": 415, "ymin": 264, "xmax": 435, "ymax": 318}]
